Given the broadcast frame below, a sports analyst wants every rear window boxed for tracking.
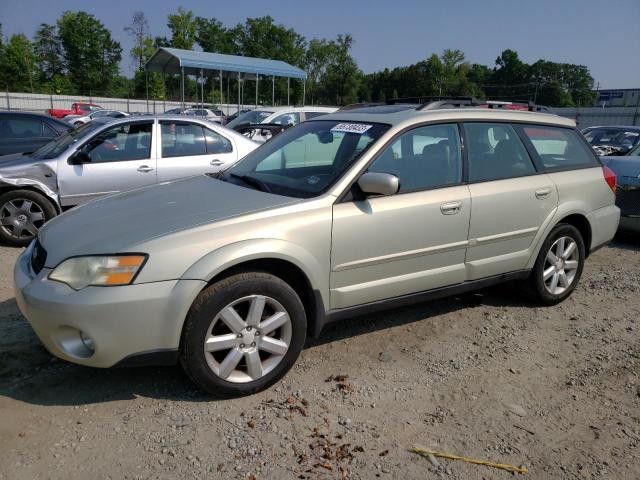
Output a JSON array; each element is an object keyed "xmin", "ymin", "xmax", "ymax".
[{"xmin": 521, "ymin": 126, "xmax": 598, "ymax": 170}]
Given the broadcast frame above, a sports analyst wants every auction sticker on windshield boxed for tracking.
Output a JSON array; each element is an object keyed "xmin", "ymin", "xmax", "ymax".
[{"xmin": 331, "ymin": 123, "xmax": 373, "ymax": 134}]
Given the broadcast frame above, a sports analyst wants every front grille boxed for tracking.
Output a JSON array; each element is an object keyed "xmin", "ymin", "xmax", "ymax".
[{"xmin": 30, "ymin": 240, "xmax": 47, "ymax": 275}]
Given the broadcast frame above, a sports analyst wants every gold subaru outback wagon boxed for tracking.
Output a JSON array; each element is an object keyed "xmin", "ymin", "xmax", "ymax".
[{"xmin": 15, "ymin": 102, "xmax": 620, "ymax": 396}]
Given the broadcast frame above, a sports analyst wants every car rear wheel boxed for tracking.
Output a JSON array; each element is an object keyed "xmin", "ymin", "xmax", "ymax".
[
  {"xmin": 180, "ymin": 272, "xmax": 307, "ymax": 397},
  {"xmin": 0, "ymin": 190, "xmax": 57, "ymax": 247},
  {"xmin": 528, "ymin": 223, "xmax": 585, "ymax": 305}
]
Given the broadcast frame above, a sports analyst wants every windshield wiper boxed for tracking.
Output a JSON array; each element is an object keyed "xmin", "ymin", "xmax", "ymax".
[{"xmin": 228, "ymin": 173, "xmax": 271, "ymax": 193}]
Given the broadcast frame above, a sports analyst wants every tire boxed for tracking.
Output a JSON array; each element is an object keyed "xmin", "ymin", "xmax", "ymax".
[
  {"xmin": 180, "ymin": 272, "xmax": 307, "ymax": 397},
  {"xmin": 527, "ymin": 223, "xmax": 585, "ymax": 305},
  {"xmin": 0, "ymin": 190, "xmax": 57, "ymax": 247}
]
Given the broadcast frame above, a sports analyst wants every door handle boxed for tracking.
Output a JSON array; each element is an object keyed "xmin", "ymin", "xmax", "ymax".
[
  {"xmin": 137, "ymin": 165, "xmax": 154, "ymax": 173},
  {"xmin": 535, "ymin": 187, "xmax": 552, "ymax": 200},
  {"xmin": 440, "ymin": 201, "xmax": 463, "ymax": 215},
  {"xmin": 210, "ymin": 159, "xmax": 224, "ymax": 166}
]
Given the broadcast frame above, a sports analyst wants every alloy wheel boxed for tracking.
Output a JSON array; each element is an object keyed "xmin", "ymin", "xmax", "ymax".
[
  {"xmin": 0, "ymin": 199, "xmax": 46, "ymax": 240},
  {"xmin": 203, "ymin": 295, "xmax": 292, "ymax": 383},
  {"xmin": 543, "ymin": 236, "xmax": 579, "ymax": 295}
]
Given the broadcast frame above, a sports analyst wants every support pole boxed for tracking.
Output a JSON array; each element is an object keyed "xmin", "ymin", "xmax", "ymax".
[
  {"xmin": 287, "ymin": 78, "xmax": 290, "ymax": 106},
  {"xmin": 219, "ymin": 70, "xmax": 223, "ymax": 105},
  {"xmin": 255, "ymin": 75, "xmax": 259, "ymax": 108},
  {"xmin": 181, "ymin": 67, "xmax": 185, "ymax": 109},
  {"xmin": 200, "ymin": 69, "xmax": 204, "ymax": 109},
  {"xmin": 303, "ymin": 79, "xmax": 306, "ymax": 107},
  {"xmin": 272, "ymin": 76, "xmax": 275, "ymax": 107},
  {"xmin": 145, "ymin": 69, "xmax": 149, "ymax": 113},
  {"xmin": 237, "ymin": 73, "xmax": 241, "ymax": 114}
]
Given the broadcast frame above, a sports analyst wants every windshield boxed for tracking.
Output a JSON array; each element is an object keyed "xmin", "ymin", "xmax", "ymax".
[
  {"xmin": 225, "ymin": 120, "xmax": 389, "ymax": 198},
  {"xmin": 31, "ymin": 122, "xmax": 104, "ymax": 159},
  {"xmin": 226, "ymin": 110, "xmax": 272, "ymax": 129},
  {"xmin": 583, "ymin": 128, "xmax": 640, "ymax": 149}
]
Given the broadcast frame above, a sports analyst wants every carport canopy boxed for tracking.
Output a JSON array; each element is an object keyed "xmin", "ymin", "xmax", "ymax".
[
  {"xmin": 145, "ymin": 47, "xmax": 306, "ymax": 79},
  {"xmin": 144, "ymin": 47, "xmax": 307, "ymax": 111}
]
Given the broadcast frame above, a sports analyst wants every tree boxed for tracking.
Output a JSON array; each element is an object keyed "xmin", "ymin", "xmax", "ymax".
[
  {"xmin": 317, "ymin": 34, "xmax": 362, "ymax": 105},
  {"xmin": 195, "ymin": 17, "xmax": 237, "ymax": 54},
  {"xmin": 234, "ymin": 16, "xmax": 306, "ymax": 66},
  {"xmin": 167, "ymin": 7, "xmax": 197, "ymax": 50},
  {"xmin": 57, "ymin": 11, "xmax": 122, "ymax": 94},
  {"xmin": 0, "ymin": 34, "xmax": 38, "ymax": 92},
  {"xmin": 33, "ymin": 23, "xmax": 63, "ymax": 84},
  {"xmin": 124, "ymin": 12, "xmax": 154, "ymax": 70},
  {"xmin": 305, "ymin": 39, "xmax": 337, "ymax": 104}
]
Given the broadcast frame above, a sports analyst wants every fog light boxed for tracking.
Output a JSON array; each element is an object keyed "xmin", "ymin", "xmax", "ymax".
[{"xmin": 79, "ymin": 331, "xmax": 95, "ymax": 353}]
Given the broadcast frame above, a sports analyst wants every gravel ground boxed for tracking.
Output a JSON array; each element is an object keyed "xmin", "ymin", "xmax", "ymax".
[{"xmin": 0, "ymin": 237, "xmax": 639, "ymax": 480}]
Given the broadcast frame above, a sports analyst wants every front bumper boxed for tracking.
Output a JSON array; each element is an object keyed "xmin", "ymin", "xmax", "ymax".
[{"xmin": 14, "ymin": 247, "xmax": 206, "ymax": 368}]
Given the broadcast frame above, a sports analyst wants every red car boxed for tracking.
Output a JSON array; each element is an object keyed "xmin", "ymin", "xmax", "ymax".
[{"xmin": 47, "ymin": 102, "xmax": 102, "ymax": 119}]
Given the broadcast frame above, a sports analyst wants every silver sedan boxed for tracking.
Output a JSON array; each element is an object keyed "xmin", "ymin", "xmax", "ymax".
[{"xmin": 0, "ymin": 115, "xmax": 259, "ymax": 246}]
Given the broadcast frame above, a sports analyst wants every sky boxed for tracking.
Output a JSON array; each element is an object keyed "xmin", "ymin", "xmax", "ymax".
[{"xmin": 1, "ymin": 0, "xmax": 639, "ymax": 89}]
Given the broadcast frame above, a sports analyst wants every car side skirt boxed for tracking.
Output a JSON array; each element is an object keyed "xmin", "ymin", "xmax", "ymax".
[{"xmin": 311, "ymin": 270, "xmax": 531, "ymax": 337}]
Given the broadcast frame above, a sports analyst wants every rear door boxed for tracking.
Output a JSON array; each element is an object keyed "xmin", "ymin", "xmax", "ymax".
[
  {"xmin": 463, "ymin": 122, "xmax": 558, "ymax": 280},
  {"xmin": 156, "ymin": 120, "xmax": 236, "ymax": 181},
  {"xmin": 58, "ymin": 120, "xmax": 156, "ymax": 206}
]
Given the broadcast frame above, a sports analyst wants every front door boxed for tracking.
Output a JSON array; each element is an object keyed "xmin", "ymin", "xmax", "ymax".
[
  {"xmin": 58, "ymin": 120, "xmax": 156, "ymax": 206},
  {"xmin": 330, "ymin": 123, "xmax": 471, "ymax": 309}
]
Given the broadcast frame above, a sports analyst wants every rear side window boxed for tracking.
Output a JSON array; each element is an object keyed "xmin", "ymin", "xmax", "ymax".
[
  {"xmin": 4, "ymin": 118, "xmax": 46, "ymax": 137},
  {"xmin": 161, "ymin": 122, "xmax": 206, "ymax": 157},
  {"xmin": 204, "ymin": 128, "xmax": 232, "ymax": 154},
  {"xmin": 464, "ymin": 123, "xmax": 536, "ymax": 182},
  {"xmin": 521, "ymin": 126, "xmax": 599, "ymax": 170}
]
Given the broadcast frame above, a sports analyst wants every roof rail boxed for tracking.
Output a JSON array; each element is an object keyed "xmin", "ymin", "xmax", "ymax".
[
  {"xmin": 483, "ymin": 100, "xmax": 550, "ymax": 112},
  {"xmin": 338, "ymin": 102, "xmax": 385, "ymax": 111},
  {"xmin": 415, "ymin": 96, "xmax": 482, "ymax": 110}
]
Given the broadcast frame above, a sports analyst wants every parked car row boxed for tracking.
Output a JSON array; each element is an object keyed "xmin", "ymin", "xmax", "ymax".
[{"xmin": 12, "ymin": 103, "xmax": 620, "ymax": 397}]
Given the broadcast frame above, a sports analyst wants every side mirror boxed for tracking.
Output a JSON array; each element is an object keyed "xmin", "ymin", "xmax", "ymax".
[
  {"xmin": 68, "ymin": 151, "xmax": 91, "ymax": 165},
  {"xmin": 357, "ymin": 172, "xmax": 399, "ymax": 197}
]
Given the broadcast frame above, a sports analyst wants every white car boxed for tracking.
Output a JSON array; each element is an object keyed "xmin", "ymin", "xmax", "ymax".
[
  {"xmin": 184, "ymin": 108, "xmax": 224, "ymax": 124},
  {"xmin": 66, "ymin": 109, "xmax": 129, "ymax": 126},
  {"xmin": 227, "ymin": 106, "xmax": 338, "ymax": 142}
]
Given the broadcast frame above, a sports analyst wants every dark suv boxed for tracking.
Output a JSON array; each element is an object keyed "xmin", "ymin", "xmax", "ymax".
[{"xmin": 0, "ymin": 112, "xmax": 72, "ymax": 156}]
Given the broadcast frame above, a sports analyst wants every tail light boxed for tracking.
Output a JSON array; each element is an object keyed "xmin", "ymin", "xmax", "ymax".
[{"xmin": 602, "ymin": 166, "xmax": 617, "ymax": 194}]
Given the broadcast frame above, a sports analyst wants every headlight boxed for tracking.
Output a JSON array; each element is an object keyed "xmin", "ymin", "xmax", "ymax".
[{"xmin": 49, "ymin": 255, "xmax": 147, "ymax": 290}]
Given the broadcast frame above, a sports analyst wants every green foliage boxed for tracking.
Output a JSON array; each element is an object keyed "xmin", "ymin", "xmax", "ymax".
[
  {"xmin": 57, "ymin": 11, "xmax": 122, "ymax": 95},
  {"xmin": 0, "ymin": 34, "xmax": 38, "ymax": 92},
  {"xmin": 167, "ymin": 7, "xmax": 197, "ymax": 50},
  {"xmin": 34, "ymin": 23, "xmax": 63, "ymax": 83}
]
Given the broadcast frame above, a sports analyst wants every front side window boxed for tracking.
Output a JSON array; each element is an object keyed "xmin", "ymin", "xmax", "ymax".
[
  {"xmin": 161, "ymin": 122, "xmax": 206, "ymax": 157},
  {"xmin": 226, "ymin": 120, "xmax": 389, "ymax": 198},
  {"xmin": 464, "ymin": 123, "xmax": 536, "ymax": 182},
  {"xmin": 79, "ymin": 122, "xmax": 152, "ymax": 163},
  {"xmin": 521, "ymin": 125, "xmax": 598, "ymax": 170},
  {"xmin": 368, "ymin": 124, "xmax": 462, "ymax": 192}
]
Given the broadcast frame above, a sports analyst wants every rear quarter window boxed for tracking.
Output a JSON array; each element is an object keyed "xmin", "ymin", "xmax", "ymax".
[{"xmin": 521, "ymin": 125, "xmax": 598, "ymax": 170}]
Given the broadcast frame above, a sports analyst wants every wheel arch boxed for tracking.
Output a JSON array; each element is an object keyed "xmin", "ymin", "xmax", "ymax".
[
  {"xmin": 181, "ymin": 239, "xmax": 329, "ymax": 338},
  {"xmin": 0, "ymin": 184, "xmax": 61, "ymax": 214}
]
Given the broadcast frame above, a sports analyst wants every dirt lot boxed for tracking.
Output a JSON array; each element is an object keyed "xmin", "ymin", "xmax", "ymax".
[{"xmin": 0, "ymin": 238, "xmax": 639, "ymax": 480}]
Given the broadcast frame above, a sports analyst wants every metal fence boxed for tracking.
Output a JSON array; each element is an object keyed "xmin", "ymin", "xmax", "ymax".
[
  {"xmin": 1, "ymin": 91, "xmax": 243, "ymax": 116},
  {"xmin": 549, "ymin": 106, "xmax": 640, "ymax": 128}
]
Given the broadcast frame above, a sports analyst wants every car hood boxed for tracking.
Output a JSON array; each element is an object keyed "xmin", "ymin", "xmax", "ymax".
[
  {"xmin": 39, "ymin": 175, "xmax": 300, "ymax": 267},
  {"xmin": 601, "ymin": 155, "xmax": 640, "ymax": 185}
]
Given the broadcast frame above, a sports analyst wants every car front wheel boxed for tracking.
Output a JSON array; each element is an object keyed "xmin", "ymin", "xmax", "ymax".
[
  {"xmin": 180, "ymin": 272, "xmax": 307, "ymax": 397},
  {"xmin": 0, "ymin": 190, "xmax": 57, "ymax": 247}
]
